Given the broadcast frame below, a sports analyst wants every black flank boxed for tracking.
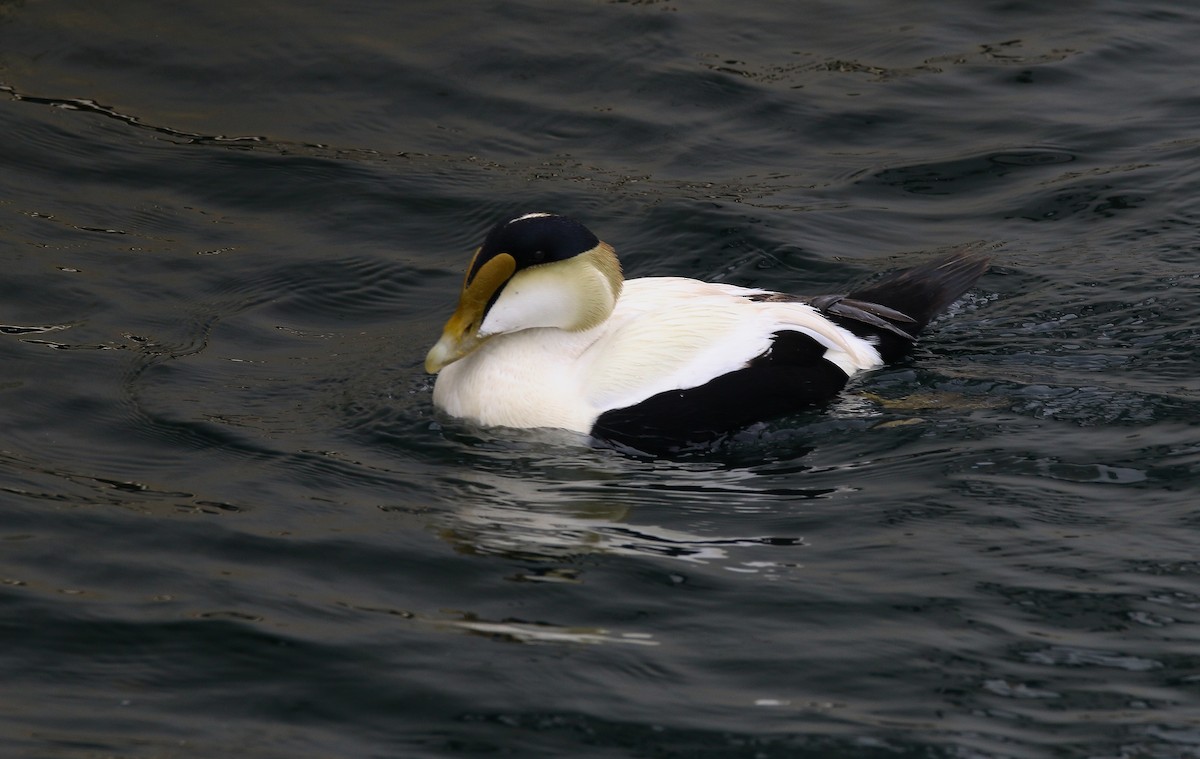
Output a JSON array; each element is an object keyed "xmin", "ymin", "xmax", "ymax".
[{"xmin": 592, "ymin": 331, "xmax": 848, "ymax": 453}]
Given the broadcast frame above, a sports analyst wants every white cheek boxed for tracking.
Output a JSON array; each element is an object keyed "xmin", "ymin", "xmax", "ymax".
[{"xmin": 479, "ymin": 270, "xmax": 576, "ymax": 336}]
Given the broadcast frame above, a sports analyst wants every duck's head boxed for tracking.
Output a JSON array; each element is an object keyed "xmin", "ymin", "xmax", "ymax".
[{"xmin": 424, "ymin": 213, "xmax": 624, "ymax": 373}]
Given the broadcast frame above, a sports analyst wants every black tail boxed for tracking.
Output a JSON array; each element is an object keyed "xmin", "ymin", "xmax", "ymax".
[{"xmin": 829, "ymin": 250, "xmax": 990, "ymax": 363}]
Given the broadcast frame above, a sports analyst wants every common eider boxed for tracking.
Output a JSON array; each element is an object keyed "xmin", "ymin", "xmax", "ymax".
[{"xmin": 425, "ymin": 213, "xmax": 988, "ymax": 452}]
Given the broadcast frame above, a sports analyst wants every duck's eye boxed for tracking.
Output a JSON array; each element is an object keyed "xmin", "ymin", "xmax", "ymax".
[{"xmin": 532, "ymin": 250, "xmax": 546, "ymax": 263}]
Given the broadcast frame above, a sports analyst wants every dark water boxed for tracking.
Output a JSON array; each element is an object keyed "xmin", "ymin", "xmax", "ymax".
[{"xmin": 2, "ymin": 1, "xmax": 1199, "ymax": 756}]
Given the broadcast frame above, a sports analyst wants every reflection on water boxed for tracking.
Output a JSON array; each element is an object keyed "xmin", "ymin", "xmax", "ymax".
[
  {"xmin": 441, "ymin": 615, "xmax": 660, "ymax": 647},
  {"xmin": 429, "ymin": 445, "xmax": 816, "ymax": 570},
  {"xmin": 440, "ymin": 496, "xmax": 803, "ymax": 567}
]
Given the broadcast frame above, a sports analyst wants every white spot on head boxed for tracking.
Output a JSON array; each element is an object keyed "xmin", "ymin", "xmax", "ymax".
[{"xmin": 507, "ymin": 212, "xmax": 554, "ymax": 225}]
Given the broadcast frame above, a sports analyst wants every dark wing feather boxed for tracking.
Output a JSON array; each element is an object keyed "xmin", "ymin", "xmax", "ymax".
[{"xmin": 799, "ymin": 250, "xmax": 989, "ymax": 362}]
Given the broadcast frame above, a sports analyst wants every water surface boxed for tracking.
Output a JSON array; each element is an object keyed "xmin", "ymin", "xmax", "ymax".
[{"xmin": 1, "ymin": 1, "xmax": 1198, "ymax": 757}]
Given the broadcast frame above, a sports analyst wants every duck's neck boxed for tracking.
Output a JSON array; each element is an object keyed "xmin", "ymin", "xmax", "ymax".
[{"xmin": 479, "ymin": 243, "xmax": 624, "ymax": 336}]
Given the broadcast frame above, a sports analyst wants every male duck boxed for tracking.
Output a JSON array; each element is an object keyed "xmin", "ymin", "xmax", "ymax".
[{"xmin": 425, "ymin": 213, "xmax": 988, "ymax": 451}]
